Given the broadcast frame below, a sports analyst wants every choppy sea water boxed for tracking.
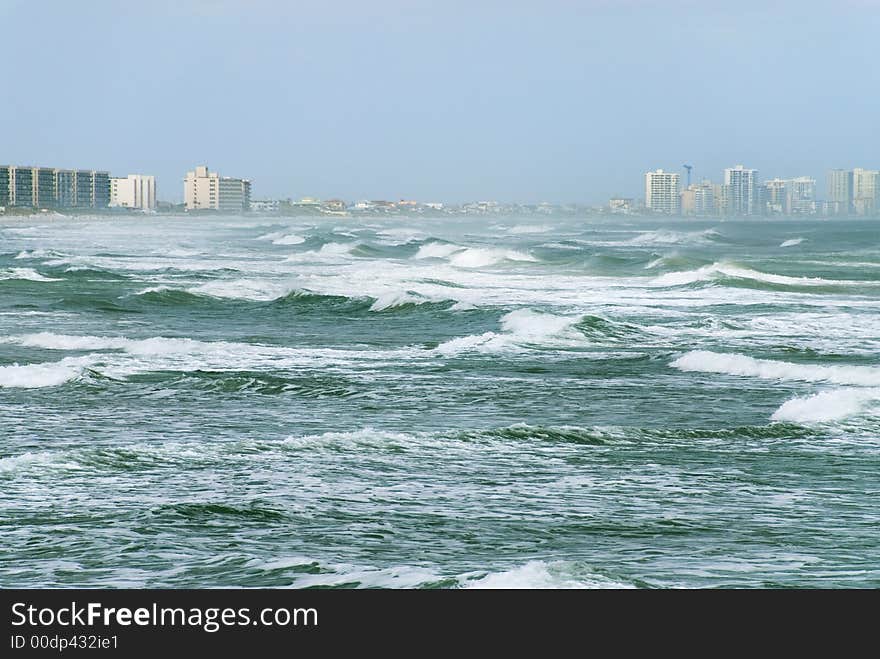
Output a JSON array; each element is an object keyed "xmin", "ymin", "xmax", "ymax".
[{"xmin": 1, "ymin": 214, "xmax": 878, "ymax": 588}]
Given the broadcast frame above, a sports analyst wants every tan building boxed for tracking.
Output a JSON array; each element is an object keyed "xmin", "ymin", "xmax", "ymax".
[
  {"xmin": 110, "ymin": 174, "xmax": 156, "ymax": 210},
  {"xmin": 184, "ymin": 165, "xmax": 251, "ymax": 212},
  {"xmin": 853, "ymin": 168, "xmax": 879, "ymax": 216}
]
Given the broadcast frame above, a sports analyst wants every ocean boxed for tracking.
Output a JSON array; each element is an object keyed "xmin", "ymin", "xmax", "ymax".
[{"xmin": 1, "ymin": 213, "xmax": 878, "ymax": 588}]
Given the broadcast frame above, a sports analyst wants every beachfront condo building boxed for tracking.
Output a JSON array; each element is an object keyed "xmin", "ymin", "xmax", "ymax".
[
  {"xmin": 184, "ymin": 165, "xmax": 251, "ymax": 212},
  {"xmin": 827, "ymin": 169, "xmax": 854, "ymax": 216},
  {"xmin": 110, "ymin": 174, "xmax": 157, "ymax": 210},
  {"xmin": 723, "ymin": 165, "xmax": 759, "ymax": 216},
  {"xmin": 0, "ymin": 165, "xmax": 111, "ymax": 209},
  {"xmin": 852, "ymin": 168, "xmax": 879, "ymax": 216},
  {"xmin": 645, "ymin": 169, "xmax": 680, "ymax": 214}
]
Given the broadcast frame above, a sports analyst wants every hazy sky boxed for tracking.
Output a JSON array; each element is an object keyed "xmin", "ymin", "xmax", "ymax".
[{"xmin": 1, "ymin": 0, "xmax": 878, "ymax": 203}]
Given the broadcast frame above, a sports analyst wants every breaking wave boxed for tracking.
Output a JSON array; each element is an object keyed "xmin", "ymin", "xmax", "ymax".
[
  {"xmin": 462, "ymin": 560, "xmax": 633, "ymax": 589},
  {"xmin": 671, "ymin": 351, "xmax": 880, "ymax": 387},
  {"xmin": 434, "ymin": 309, "xmax": 586, "ymax": 355},
  {"xmin": 780, "ymin": 238, "xmax": 805, "ymax": 248},
  {"xmin": 771, "ymin": 388, "xmax": 880, "ymax": 423},
  {"xmin": 0, "ymin": 267, "xmax": 62, "ymax": 282},
  {"xmin": 414, "ymin": 242, "xmax": 536, "ymax": 267},
  {"xmin": 0, "ymin": 356, "xmax": 90, "ymax": 388},
  {"xmin": 627, "ymin": 228, "xmax": 722, "ymax": 246},
  {"xmin": 651, "ymin": 262, "xmax": 859, "ymax": 288}
]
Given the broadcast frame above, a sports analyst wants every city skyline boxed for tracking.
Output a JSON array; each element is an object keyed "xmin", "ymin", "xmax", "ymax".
[
  {"xmin": 1, "ymin": 1, "xmax": 878, "ymax": 204},
  {"xmin": 3, "ymin": 158, "xmax": 878, "ymax": 212}
]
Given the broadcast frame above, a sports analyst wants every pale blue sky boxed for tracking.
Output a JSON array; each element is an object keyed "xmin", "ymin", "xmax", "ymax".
[{"xmin": 1, "ymin": 0, "xmax": 878, "ymax": 203}]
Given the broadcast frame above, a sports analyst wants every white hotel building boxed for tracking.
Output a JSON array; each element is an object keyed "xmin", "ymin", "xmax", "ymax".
[
  {"xmin": 110, "ymin": 174, "xmax": 156, "ymax": 210},
  {"xmin": 645, "ymin": 169, "xmax": 680, "ymax": 214}
]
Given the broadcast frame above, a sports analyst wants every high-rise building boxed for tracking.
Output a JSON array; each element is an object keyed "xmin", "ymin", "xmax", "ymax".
[
  {"xmin": 184, "ymin": 165, "xmax": 251, "ymax": 212},
  {"xmin": 852, "ymin": 168, "xmax": 879, "ymax": 216},
  {"xmin": 0, "ymin": 165, "xmax": 111, "ymax": 209},
  {"xmin": 785, "ymin": 177, "xmax": 816, "ymax": 215},
  {"xmin": 91, "ymin": 171, "xmax": 110, "ymax": 208},
  {"xmin": 827, "ymin": 169, "xmax": 854, "ymax": 216},
  {"xmin": 680, "ymin": 187, "xmax": 696, "ymax": 216},
  {"xmin": 0, "ymin": 166, "xmax": 9, "ymax": 206},
  {"xmin": 9, "ymin": 166, "xmax": 34, "ymax": 207},
  {"xmin": 679, "ymin": 181, "xmax": 715, "ymax": 216},
  {"xmin": 693, "ymin": 181, "xmax": 715, "ymax": 216},
  {"xmin": 645, "ymin": 169, "xmax": 680, "ymax": 214},
  {"xmin": 723, "ymin": 165, "xmax": 759, "ymax": 216},
  {"xmin": 713, "ymin": 183, "xmax": 729, "ymax": 216},
  {"xmin": 110, "ymin": 174, "xmax": 157, "ymax": 210},
  {"xmin": 762, "ymin": 178, "xmax": 787, "ymax": 215},
  {"xmin": 75, "ymin": 170, "xmax": 93, "ymax": 207},
  {"xmin": 55, "ymin": 170, "xmax": 77, "ymax": 207},
  {"xmin": 34, "ymin": 167, "xmax": 56, "ymax": 208}
]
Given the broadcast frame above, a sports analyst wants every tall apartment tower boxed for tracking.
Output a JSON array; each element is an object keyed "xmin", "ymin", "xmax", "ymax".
[
  {"xmin": 785, "ymin": 177, "xmax": 816, "ymax": 215},
  {"xmin": 0, "ymin": 166, "xmax": 110, "ymax": 209},
  {"xmin": 184, "ymin": 165, "xmax": 251, "ymax": 212},
  {"xmin": 645, "ymin": 169, "xmax": 680, "ymax": 214},
  {"xmin": 852, "ymin": 168, "xmax": 879, "ymax": 216},
  {"xmin": 110, "ymin": 174, "xmax": 157, "ymax": 210},
  {"xmin": 723, "ymin": 165, "xmax": 759, "ymax": 216},
  {"xmin": 9, "ymin": 166, "xmax": 34, "ymax": 207},
  {"xmin": 827, "ymin": 169, "xmax": 854, "ymax": 216},
  {"xmin": 763, "ymin": 178, "xmax": 787, "ymax": 214},
  {"xmin": 34, "ymin": 167, "xmax": 56, "ymax": 208},
  {"xmin": 0, "ymin": 166, "xmax": 10, "ymax": 206}
]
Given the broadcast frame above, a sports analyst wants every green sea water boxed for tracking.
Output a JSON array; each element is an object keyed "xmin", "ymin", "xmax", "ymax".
[{"xmin": 1, "ymin": 213, "xmax": 878, "ymax": 588}]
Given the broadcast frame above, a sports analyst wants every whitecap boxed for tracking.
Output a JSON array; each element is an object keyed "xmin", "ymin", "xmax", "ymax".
[
  {"xmin": 780, "ymin": 238, "xmax": 805, "ymax": 248},
  {"xmin": 0, "ymin": 357, "xmax": 90, "ymax": 388},
  {"xmin": 414, "ymin": 242, "xmax": 462, "ymax": 259},
  {"xmin": 771, "ymin": 388, "xmax": 880, "ymax": 423},
  {"xmin": 449, "ymin": 247, "xmax": 537, "ymax": 268},
  {"xmin": 369, "ymin": 292, "xmax": 428, "ymax": 312},
  {"xmin": 0, "ymin": 268, "xmax": 63, "ymax": 282},
  {"xmin": 271, "ymin": 234, "xmax": 305, "ymax": 245},
  {"xmin": 651, "ymin": 262, "xmax": 842, "ymax": 288},
  {"xmin": 670, "ymin": 351, "xmax": 880, "ymax": 387},
  {"xmin": 463, "ymin": 561, "xmax": 633, "ymax": 589}
]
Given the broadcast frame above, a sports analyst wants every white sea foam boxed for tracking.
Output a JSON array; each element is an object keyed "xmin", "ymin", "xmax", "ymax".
[
  {"xmin": 508, "ymin": 224, "xmax": 551, "ymax": 234},
  {"xmin": 271, "ymin": 234, "xmax": 305, "ymax": 245},
  {"xmin": 500, "ymin": 307, "xmax": 576, "ymax": 339},
  {"xmin": 282, "ymin": 429, "xmax": 419, "ymax": 451},
  {"xmin": 369, "ymin": 292, "xmax": 428, "ymax": 312},
  {"xmin": 0, "ymin": 357, "xmax": 90, "ymax": 388},
  {"xmin": 0, "ymin": 267, "xmax": 62, "ymax": 282},
  {"xmin": 165, "ymin": 248, "xmax": 203, "ymax": 257},
  {"xmin": 187, "ymin": 278, "xmax": 295, "ymax": 301},
  {"xmin": 14, "ymin": 249, "xmax": 59, "ymax": 260},
  {"xmin": 464, "ymin": 561, "xmax": 633, "ymax": 589},
  {"xmin": 319, "ymin": 242, "xmax": 353, "ymax": 255},
  {"xmin": 449, "ymin": 247, "xmax": 537, "ymax": 268},
  {"xmin": 13, "ymin": 332, "xmax": 214, "ymax": 356},
  {"xmin": 671, "ymin": 351, "xmax": 880, "ymax": 387},
  {"xmin": 627, "ymin": 228, "xmax": 720, "ymax": 246},
  {"xmin": 780, "ymin": 237, "xmax": 805, "ymax": 248},
  {"xmin": 3, "ymin": 332, "xmax": 433, "ymax": 382},
  {"xmin": 771, "ymin": 388, "xmax": 880, "ymax": 423},
  {"xmin": 414, "ymin": 242, "xmax": 463, "ymax": 259},
  {"xmin": 434, "ymin": 309, "xmax": 583, "ymax": 356},
  {"xmin": 0, "ymin": 451, "xmax": 80, "ymax": 474},
  {"xmin": 652, "ymin": 262, "xmax": 838, "ymax": 287}
]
